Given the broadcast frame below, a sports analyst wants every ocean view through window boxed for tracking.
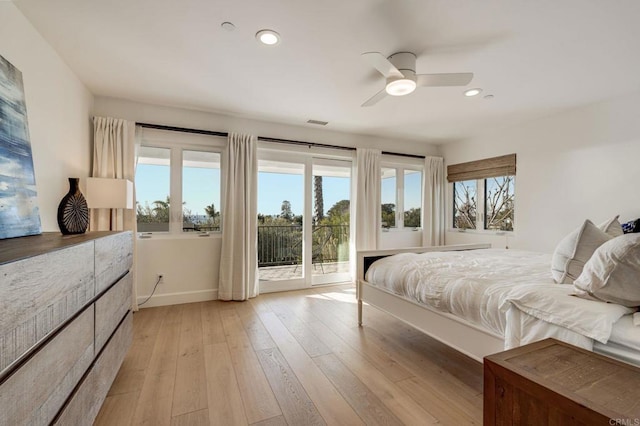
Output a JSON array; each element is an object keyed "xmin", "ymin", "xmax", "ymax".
[{"xmin": 136, "ymin": 145, "xmax": 221, "ymax": 234}]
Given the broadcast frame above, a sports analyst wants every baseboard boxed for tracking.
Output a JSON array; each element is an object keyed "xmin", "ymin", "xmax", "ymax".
[{"xmin": 137, "ymin": 289, "xmax": 218, "ymax": 308}]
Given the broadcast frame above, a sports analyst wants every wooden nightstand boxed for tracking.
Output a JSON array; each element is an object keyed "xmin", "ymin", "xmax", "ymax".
[{"xmin": 484, "ymin": 338, "xmax": 640, "ymax": 425}]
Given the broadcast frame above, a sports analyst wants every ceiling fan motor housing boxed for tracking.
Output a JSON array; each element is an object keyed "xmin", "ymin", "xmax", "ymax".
[
  {"xmin": 385, "ymin": 52, "xmax": 417, "ymax": 95},
  {"xmin": 388, "ymin": 52, "xmax": 417, "ymax": 79}
]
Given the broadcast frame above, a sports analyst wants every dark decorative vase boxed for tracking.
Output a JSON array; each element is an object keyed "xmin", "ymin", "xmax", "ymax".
[{"xmin": 57, "ymin": 178, "xmax": 89, "ymax": 235}]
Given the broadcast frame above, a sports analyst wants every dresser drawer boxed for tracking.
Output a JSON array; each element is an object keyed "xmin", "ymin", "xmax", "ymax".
[
  {"xmin": 54, "ymin": 312, "xmax": 132, "ymax": 426},
  {"xmin": 95, "ymin": 232, "xmax": 133, "ymax": 294},
  {"xmin": 0, "ymin": 242, "xmax": 95, "ymax": 375},
  {"xmin": 95, "ymin": 272, "xmax": 132, "ymax": 352},
  {"xmin": 0, "ymin": 306, "xmax": 95, "ymax": 426}
]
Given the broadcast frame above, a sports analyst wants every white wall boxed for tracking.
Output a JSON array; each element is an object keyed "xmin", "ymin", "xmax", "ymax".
[
  {"xmin": 94, "ymin": 97, "xmax": 440, "ymax": 306},
  {"xmin": 1, "ymin": 4, "xmax": 94, "ymax": 232},
  {"xmin": 136, "ymin": 236, "xmax": 221, "ymax": 308},
  {"xmin": 380, "ymin": 229, "xmax": 423, "ymax": 249},
  {"xmin": 442, "ymin": 91, "xmax": 640, "ymax": 253},
  {"xmin": 94, "ymin": 96, "xmax": 440, "ymax": 156}
]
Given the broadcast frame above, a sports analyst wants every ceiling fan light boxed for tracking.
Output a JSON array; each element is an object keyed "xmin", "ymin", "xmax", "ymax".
[
  {"xmin": 386, "ymin": 79, "xmax": 417, "ymax": 96},
  {"xmin": 256, "ymin": 29, "xmax": 280, "ymax": 45}
]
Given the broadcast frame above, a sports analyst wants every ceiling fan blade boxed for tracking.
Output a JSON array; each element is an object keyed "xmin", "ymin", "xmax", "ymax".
[
  {"xmin": 361, "ymin": 52, "xmax": 404, "ymax": 79},
  {"xmin": 416, "ymin": 73, "xmax": 474, "ymax": 87},
  {"xmin": 361, "ymin": 88, "xmax": 388, "ymax": 107}
]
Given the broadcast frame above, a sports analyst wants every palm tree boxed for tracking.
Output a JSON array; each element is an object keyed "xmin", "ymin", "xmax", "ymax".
[
  {"xmin": 152, "ymin": 196, "xmax": 171, "ymax": 222},
  {"xmin": 314, "ymin": 175, "xmax": 324, "ymax": 224},
  {"xmin": 205, "ymin": 203, "xmax": 219, "ymax": 219}
]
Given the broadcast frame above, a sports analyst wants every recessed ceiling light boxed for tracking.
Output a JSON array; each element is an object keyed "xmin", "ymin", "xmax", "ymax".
[
  {"xmin": 464, "ymin": 88, "xmax": 482, "ymax": 97},
  {"xmin": 484, "ymin": 94, "xmax": 494, "ymax": 100},
  {"xmin": 256, "ymin": 29, "xmax": 280, "ymax": 46},
  {"xmin": 221, "ymin": 22, "xmax": 235, "ymax": 32},
  {"xmin": 386, "ymin": 78, "xmax": 417, "ymax": 96}
]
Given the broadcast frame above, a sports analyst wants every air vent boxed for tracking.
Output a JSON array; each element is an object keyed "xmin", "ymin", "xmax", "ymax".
[{"xmin": 306, "ymin": 119, "xmax": 328, "ymax": 126}]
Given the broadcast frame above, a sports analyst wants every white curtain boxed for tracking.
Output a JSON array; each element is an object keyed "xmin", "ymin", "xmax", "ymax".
[
  {"xmin": 130, "ymin": 125, "xmax": 142, "ymax": 310},
  {"xmin": 91, "ymin": 117, "xmax": 136, "ymax": 231},
  {"xmin": 355, "ymin": 148, "xmax": 381, "ymax": 251},
  {"xmin": 423, "ymin": 156, "xmax": 445, "ymax": 246},
  {"xmin": 218, "ymin": 133, "xmax": 259, "ymax": 301},
  {"xmin": 91, "ymin": 116, "xmax": 139, "ymax": 309}
]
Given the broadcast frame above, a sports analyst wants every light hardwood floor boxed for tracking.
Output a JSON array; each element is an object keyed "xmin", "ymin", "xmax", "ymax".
[{"xmin": 94, "ymin": 284, "xmax": 483, "ymax": 425}]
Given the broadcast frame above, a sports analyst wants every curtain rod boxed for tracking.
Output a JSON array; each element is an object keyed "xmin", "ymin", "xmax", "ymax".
[{"xmin": 137, "ymin": 122, "xmax": 425, "ymax": 159}]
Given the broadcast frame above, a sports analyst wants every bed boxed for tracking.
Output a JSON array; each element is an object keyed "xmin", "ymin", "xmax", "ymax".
[{"xmin": 356, "ymin": 243, "xmax": 640, "ymax": 366}]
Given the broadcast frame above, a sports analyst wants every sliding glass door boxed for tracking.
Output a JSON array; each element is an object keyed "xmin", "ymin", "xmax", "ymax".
[
  {"xmin": 311, "ymin": 159, "xmax": 351, "ymax": 285},
  {"xmin": 257, "ymin": 158, "xmax": 305, "ymax": 291},
  {"xmin": 257, "ymin": 153, "xmax": 352, "ymax": 292}
]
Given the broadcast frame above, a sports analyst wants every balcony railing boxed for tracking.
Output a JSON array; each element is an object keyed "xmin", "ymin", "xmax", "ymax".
[
  {"xmin": 183, "ymin": 225, "xmax": 221, "ymax": 232},
  {"xmin": 257, "ymin": 224, "xmax": 349, "ymax": 267},
  {"xmin": 139, "ymin": 221, "xmax": 348, "ymax": 269}
]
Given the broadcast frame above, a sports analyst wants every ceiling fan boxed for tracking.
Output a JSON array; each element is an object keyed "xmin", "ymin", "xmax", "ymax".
[{"xmin": 361, "ymin": 51, "xmax": 474, "ymax": 107}]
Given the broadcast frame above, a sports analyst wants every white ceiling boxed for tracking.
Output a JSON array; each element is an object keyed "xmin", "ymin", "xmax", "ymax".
[{"xmin": 14, "ymin": 0, "xmax": 640, "ymax": 144}]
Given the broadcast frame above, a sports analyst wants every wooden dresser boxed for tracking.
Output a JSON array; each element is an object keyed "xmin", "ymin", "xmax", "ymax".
[
  {"xmin": 484, "ymin": 338, "xmax": 640, "ymax": 425},
  {"xmin": 0, "ymin": 231, "xmax": 133, "ymax": 426}
]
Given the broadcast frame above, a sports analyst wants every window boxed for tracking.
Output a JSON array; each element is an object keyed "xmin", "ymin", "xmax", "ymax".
[
  {"xmin": 381, "ymin": 163, "xmax": 423, "ymax": 230},
  {"xmin": 312, "ymin": 160, "xmax": 351, "ymax": 279},
  {"xmin": 452, "ymin": 177, "xmax": 515, "ymax": 231},
  {"xmin": 136, "ymin": 146, "xmax": 171, "ymax": 232},
  {"xmin": 453, "ymin": 179, "xmax": 477, "ymax": 230},
  {"xmin": 404, "ymin": 169, "xmax": 422, "ymax": 228},
  {"xmin": 448, "ymin": 154, "xmax": 516, "ymax": 232},
  {"xmin": 135, "ymin": 140, "xmax": 222, "ymax": 234},
  {"xmin": 485, "ymin": 176, "xmax": 515, "ymax": 231},
  {"xmin": 182, "ymin": 150, "xmax": 221, "ymax": 232},
  {"xmin": 257, "ymin": 160, "xmax": 304, "ymax": 280},
  {"xmin": 381, "ymin": 168, "xmax": 397, "ymax": 228}
]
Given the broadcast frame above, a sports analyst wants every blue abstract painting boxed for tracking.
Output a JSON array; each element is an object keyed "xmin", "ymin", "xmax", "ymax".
[{"xmin": 0, "ymin": 54, "xmax": 41, "ymax": 239}]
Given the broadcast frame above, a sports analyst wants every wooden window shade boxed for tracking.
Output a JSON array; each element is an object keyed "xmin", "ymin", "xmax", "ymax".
[{"xmin": 447, "ymin": 153, "xmax": 516, "ymax": 182}]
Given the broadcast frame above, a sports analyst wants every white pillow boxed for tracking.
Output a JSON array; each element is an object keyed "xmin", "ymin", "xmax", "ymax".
[
  {"xmin": 573, "ymin": 233, "xmax": 640, "ymax": 307},
  {"xmin": 551, "ymin": 220, "xmax": 612, "ymax": 284},
  {"xmin": 598, "ymin": 215, "xmax": 624, "ymax": 237}
]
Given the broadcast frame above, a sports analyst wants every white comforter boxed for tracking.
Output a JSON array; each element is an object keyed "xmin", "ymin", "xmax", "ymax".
[{"xmin": 365, "ymin": 249, "xmax": 634, "ymax": 348}]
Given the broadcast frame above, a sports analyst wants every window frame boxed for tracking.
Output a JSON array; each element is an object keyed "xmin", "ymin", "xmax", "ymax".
[
  {"xmin": 380, "ymin": 158, "xmax": 424, "ymax": 231},
  {"xmin": 256, "ymin": 144, "xmax": 356, "ymax": 290},
  {"xmin": 451, "ymin": 175, "xmax": 516, "ymax": 233},
  {"xmin": 452, "ymin": 179, "xmax": 478, "ymax": 231},
  {"xmin": 136, "ymin": 129, "xmax": 225, "ymax": 238},
  {"xmin": 483, "ymin": 175, "xmax": 515, "ymax": 232}
]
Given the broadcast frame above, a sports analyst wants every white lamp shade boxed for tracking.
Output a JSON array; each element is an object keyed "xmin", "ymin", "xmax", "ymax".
[{"xmin": 85, "ymin": 178, "xmax": 134, "ymax": 209}]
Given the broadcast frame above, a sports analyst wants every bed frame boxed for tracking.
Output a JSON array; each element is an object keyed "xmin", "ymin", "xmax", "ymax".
[
  {"xmin": 357, "ymin": 244, "xmax": 640, "ymax": 367},
  {"xmin": 357, "ymin": 243, "xmax": 506, "ymax": 363}
]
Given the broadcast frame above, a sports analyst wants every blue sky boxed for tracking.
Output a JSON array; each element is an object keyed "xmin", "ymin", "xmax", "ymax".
[
  {"xmin": 258, "ymin": 173, "xmax": 351, "ymax": 216},
  {"xmin": 136, "ymin": 164, "xmax": 220, "ymax": 216},
  {"xmin": 136, "ymin": 165, "xmax": 422, "ymax": 217},
  {"xmin": 381, "ymin": 171, "xmax": 422, "ymax": 210},
  {"xmin": 135, "ymin": 164, "xmax": 169, "ymax": 210}
]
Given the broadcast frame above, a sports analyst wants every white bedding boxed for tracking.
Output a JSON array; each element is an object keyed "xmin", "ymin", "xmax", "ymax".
[
  {"xmin": 365, "ymin": 248, "xmax": 635, "ymax": 347},
  {"xmin": 500, "ymin": 283, "xmax": 633, "ymax": 344},
  {"xmin": 503, "ymin": 306, "xmax": 594, "ymax": 350},
  {"xmin": 608, "ymin": 314, "xmax": 640, "ymax": 351}
]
